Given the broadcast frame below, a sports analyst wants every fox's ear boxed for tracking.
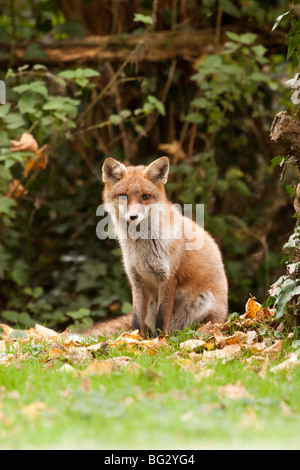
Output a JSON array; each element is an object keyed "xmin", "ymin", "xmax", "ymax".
[
  {"xmin": 102, "ymin": 158, "xmax": 127, "ymax": 184},
  {"xmin": 144, "ymin": 157, "xmax": 169, "ymax": 184}
]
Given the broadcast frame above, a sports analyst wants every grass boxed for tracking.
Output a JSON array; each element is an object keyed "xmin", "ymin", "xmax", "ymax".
[{"xmin": 1, "ymin": 327, "xmax": 300, "ymax": 450}]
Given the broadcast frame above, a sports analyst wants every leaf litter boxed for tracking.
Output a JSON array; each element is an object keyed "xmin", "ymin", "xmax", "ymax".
[{"xmin": 0, "ymin": 296, "xmax": 299, "ymax": 379}]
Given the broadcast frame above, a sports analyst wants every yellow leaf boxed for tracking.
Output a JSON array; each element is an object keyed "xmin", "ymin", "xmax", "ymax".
[
  {"xmin": 245, "ymin": 296, "xmax": 262, "ymax": 319},
  {"xmin": 244, "ymin": 296, "xmax": 273, "ymax": 320}
]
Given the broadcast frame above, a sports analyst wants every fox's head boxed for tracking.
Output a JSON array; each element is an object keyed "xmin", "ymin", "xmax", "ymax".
[{"xmin": 102, "ymin": 157, "xmax": 169, "ymax": 225}]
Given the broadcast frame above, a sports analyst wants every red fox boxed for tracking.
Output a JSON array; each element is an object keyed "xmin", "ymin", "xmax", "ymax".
[{"xmin": 87, "ymin": 156, "xmax": 228, "ymax": 337}]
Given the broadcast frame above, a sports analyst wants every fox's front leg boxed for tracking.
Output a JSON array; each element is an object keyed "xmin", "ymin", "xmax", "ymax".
[
  {"xmin": 155, "ymin": 279, "xmax": 177, "ymax": 336},
  {"xmin": 131, "ymin": 284, "xmax": 149, "ymax": 336}
]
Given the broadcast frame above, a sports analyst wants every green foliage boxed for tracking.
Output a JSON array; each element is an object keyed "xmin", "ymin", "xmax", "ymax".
[
  {"xmin": 0, "ymin": 0, "xmax": 296, "ymax": 330},
  {"xmin": 168, "ymin": 31, "xmax": 290, "ymax": 308},
  {"xmin": 0, "ymin": 60, "xmax": 166, "ymax": 330}
]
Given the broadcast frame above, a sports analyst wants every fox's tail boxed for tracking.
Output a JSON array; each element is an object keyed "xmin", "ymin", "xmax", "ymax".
[{"xmin": 82, "ymin": 313, "xmax": 133, "ymax": 338}]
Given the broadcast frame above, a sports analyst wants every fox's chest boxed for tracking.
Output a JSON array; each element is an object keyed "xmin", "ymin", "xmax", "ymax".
[{"xmin": 121, "ymin": 238, "xmax": 171, "ymax": 284}]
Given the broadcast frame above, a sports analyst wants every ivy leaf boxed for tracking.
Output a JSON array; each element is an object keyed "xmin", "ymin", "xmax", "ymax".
[
  {"xmin": 275, "ymin": 279, "xmax": 300, "ymax": 319},
  {"xmin": 287, "ymin": 34, "xmax": 300, "ymax": 60}
]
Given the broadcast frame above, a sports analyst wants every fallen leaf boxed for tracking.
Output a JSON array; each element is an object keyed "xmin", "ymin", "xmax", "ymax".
[
  {"xmin": 194, "ymin": 368, "xmax": 215, "ymax": 381},
  {"xmin": 58, "ymin": 364, "xmax": 77, "ymax": 374},
  {"xmin": 110, "ymin": 329, "xmax": 140, "ymax": 347},
  {"xmin": 0, "ymin": 354, "xmax": 15, "ymax": 365},
  {"xmin": 263, "ymin": 340, "xmax": 282, "ymax": 360},
  {"xmin": 225, "ymin": 330, "xmax": 256, "ymax": 347},
  {"xmin": 26, "ymin": 324, "xmax": 58, "ymax": 340},
  {"xmin": 48, "ymin": 347, "xmax": 66, "ymax": 358},
  {"xmin": 21, "ymin": 401, "xmax": 48, "ymax": 418},
  {"xmin": 245, "ymin": 296, "xmax": 263, "ymax": 319},
  {"xmin": 0, "ymin": 324, "xmax": 15, "ymax": 338},
  {"xmin": 218, "ymin": 380, "xmax": 253, "ymax": 400},
  {"xmin": 202, "ymin": 344, "xmax": 241, "ymax": 363},
  {"xmin": 63, "ymin": 333, "xmax": 87, "ymax": 347},
  {"xmin": 110, "ymin": 330, "xmax": 170, "ymax": 355},
  {"xmin": 213, "ymin": 324, "xmax": 226, "ymax": 349},
  {"xmin": 197, "ymin": 321, "xmax": 214, "ymax": 335},
  {"xmin": 270, "ymin": 353, "xmax": 299, "ymax": 372},
  {"xmin": 243, "ymin": 296, "xmax": 274, "ymax": 320},
  {"xmin": 179, "ymin": 339, "xmax": 206, "ymax": 351},
  {"xmin": 0, "ymin": 411, "xmax": 12, "ymax": 426}
]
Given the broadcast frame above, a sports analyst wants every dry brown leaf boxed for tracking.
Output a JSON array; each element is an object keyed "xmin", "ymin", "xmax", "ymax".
[
  {"xmin": 243, "ymin": 296, "xmax": 274, "ymax": 321},
  {"xmin": 213, "ymin": 324, "xmax": 226, "ymax": 349},
  {"xmin": 110, "ymin": 329, "xmax": 140, "ymax": 347},
  {"xmin": 6, "ymin": 179, "xmax": 28, "ymax": 199},
  {"xmin": 263, "ymin": 339, "xmax": 283, "ymax": 360},
  {"xmin": 48, "ymin": 347, "xmax": 66, "ymax": 358},
  {"xmin": 0, "ymin": 354, "xmax": 15, "ymax": 365},
  {"xmin": 250, "ymin": 342, "xmax": 267, "ymax": 355},
  {"xmin": 110, "ymin": 330, "xmax": 169, "ymax": 355},
  {"xmin": 219, "ymin": 380, "xmax": 253, "ymax": 400},
  {"xmin": 225, "ymin": 330, "xmax": 257, "ymax": 347},
  {"xmin": 0, "ymin": 324, "xmax": 15, "ymax": 338},
  {"xmin": 10, "ymin": 133, "xmax": 38, "ymax": 153},
  {"xmin": 0, "ymin": 411, "xmax": 12, "ymax": 427},
  {"xmin": 202, "ymin": 344, "xmax": 241, "ymax": 363},
  {"xmin": 21, "ymin": 401, "xmax": 48, "ymax": 418},
  {"xmin": 83, "ymin": 356, "xmax": 139, "ymax": 376},
  {"xmin": 85, "ymin": 359, "xmax": 113, "ymax": 375},
  {"xmin": 26, "ymin": 324, "xmax": 58, "ymax": 340},
  {"xmin": 179, "ymin": 339, "xmax": 206, "ymax": 351},
  {"xmin": 58, "ymin": 364, "xmax": 77, "ymax": 374},
  {"xmin": 194, "ymin": 369, "xmax": 215, "ymax": 381},
  {"xmin": 197, "ymin": 321, "xmax": 214, "ymax": 335},
  {"xmin": 245, "ymin": 296, "xmax": 263, "ymax": 319},
  {"xmin": 270, "ymin": 353, "xmax": 299, "ymax": 372},
  {"xmin": 63, "ymin": 333, "xmax": 87, "ymax": 347},
  {"xmin": 24, "ymin": 146, "xmax": 48, "ymax": 177},
  {"xmin": 240, "ymin": 409, "xmax": 261, "ymax": 430},
  {"xmin": 10, "ymin": 133, "xmax": 48, "ymax": 178}
]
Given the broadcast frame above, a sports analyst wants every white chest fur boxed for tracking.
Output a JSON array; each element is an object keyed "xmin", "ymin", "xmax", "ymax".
[{"xmin": 120, "ymin": 237, "xmax": 172, "ymax": 286}]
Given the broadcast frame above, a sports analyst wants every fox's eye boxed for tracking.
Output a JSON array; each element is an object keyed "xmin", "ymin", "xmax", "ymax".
[
  {"xmin": 142, "ymin": 194, "xmax": 150, "ymax": 201},
  {"xmin": 119, "ymin": 194, "xmax": 127, "ymax": 200}
]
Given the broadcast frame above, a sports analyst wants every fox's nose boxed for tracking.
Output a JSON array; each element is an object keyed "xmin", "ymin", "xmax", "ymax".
[{"xmin": 129, "ymin": 214, "xmax": 138, "ymax": 221}]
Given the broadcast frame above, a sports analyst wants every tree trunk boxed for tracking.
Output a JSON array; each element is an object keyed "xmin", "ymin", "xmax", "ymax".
[
  {"xmin": 270, "ymin": 110, "xmax": 300, "ymax": 218},
  {"xmin": 270, "ymin": 110, "xmax": 300, "ymax": 324}
]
